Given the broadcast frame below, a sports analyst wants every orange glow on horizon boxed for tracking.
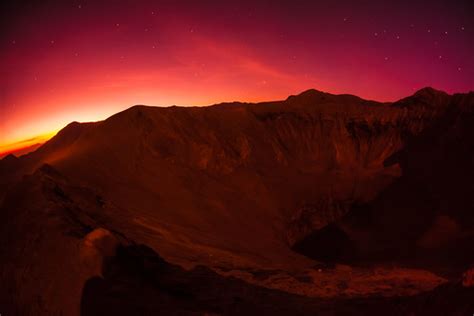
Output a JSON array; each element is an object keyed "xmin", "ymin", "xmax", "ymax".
[
  {"xmin": 0, "ymin": 130, "xmax": 58, "ymax": 157},
  {"xmin": 2, "ymin": 1, "xmax": 472, "ymax": 158},
  {"xmin": 0, "ymin": 88, "xmax": 301, "ymax": 157}
]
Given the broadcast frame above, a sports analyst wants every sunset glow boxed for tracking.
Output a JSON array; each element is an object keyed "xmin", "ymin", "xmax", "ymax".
[
  {"xmin": 2, "ymin": 2, "xmax": 474, "ymax": 314},
  {"xmin": 1, "ymin": 0, "xmax": 473, "ymax": 156}
]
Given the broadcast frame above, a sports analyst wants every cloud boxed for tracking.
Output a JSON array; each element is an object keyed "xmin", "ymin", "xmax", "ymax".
[{"xmin": 0, "ymin": 135, "xmax": 45, "ymax": 149}]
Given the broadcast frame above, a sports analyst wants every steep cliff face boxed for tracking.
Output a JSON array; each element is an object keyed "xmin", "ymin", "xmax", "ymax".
[
  {"xmin": 293, "ymin": 91, "xmax": 474, "ymax": 266},
  {"xmin": 1, "ymin": 88, "xmax": 473, "ymax": 314}
]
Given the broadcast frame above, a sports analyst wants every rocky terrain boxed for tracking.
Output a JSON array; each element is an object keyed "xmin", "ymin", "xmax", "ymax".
[{"xmin": 1, "ymin": 87, "xmax": 473, "ymax": 315}]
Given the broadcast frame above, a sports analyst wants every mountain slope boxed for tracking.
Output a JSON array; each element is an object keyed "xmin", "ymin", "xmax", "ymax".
[{"xmin": 1, "ymin": 88, "xmax": 473, "ymax": 315}]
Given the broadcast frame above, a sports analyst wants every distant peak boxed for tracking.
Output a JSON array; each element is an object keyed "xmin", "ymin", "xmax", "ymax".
[
  {"xmin": 296, "ymin": 89, "xmax": 327, "ymax": 97},
  {"xmin": 1, "ymin": 153, "xmax": 18, "ymax": 162},
  {"xmin": 301, "ymin": 88, "xmax": 326, "ymax": 94},
  {"xmin": 392, "ymin": 87, "xmax": 450, "ymax": 108},
  {"xmin": 286, "ymin": 89, "xmax": 329, "ymax": 102},
  {"xmin": 413, "ymin": 87, "xmax": 448, "ymax": 98}
]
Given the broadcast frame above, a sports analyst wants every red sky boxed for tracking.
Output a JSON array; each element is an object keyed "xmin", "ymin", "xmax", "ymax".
[{"xmin": 1, "ymin": 0, "xmax": 473, "ymax": 156}]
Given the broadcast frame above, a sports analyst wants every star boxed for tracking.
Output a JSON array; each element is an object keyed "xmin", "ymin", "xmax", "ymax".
[
  {"xmin": 438, "ymin": 55, "xmax": 442, "ymax": 59},
  {"xmin": 427, "ymin": 29, "xmax": 431, "ymax": 33},
  {"xmin": 458, "ymin": 67, "xmax": 462, "ymax": 71},
  {"xmin": 78, "ymin": 4, "xmax": 82, "ymax": 9},
  {"xmin": 50, "ymin": 40, "xmax": 55, "ymax": 44},
  {"xmin": 461, "ymin": 26, "xmax": 465, "ymax": 31},
  {"xmin": 12, "ymin": 40, "xmax": 16, "ymax": 44},
  {"xmin": 374, "ymin": 32, "xmax": 378, "ymax": 36},
  {"xmin": 384, "ymin": 57, "xmax": 389, "ymax": 61},
  {"xmin": 396, "ymin": 35, "xmax": 400, "ymax": 39},
  {"xmin": 444, "ymin": 31, "xmax": 448, "ymax": 35}
]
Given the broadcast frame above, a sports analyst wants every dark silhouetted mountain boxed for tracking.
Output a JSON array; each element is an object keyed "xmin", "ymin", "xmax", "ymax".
[{"xmin": 1, "ymin": 88, "xmax": 473, "ymax": 315}]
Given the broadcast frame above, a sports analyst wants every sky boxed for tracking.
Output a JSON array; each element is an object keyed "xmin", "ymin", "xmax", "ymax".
[{"xmin": 1, "ymin": 0, "xmax": 473, "ymax": 156}]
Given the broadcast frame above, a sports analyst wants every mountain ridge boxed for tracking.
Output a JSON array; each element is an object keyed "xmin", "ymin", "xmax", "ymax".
[
  {"xmin": 0, "ymin": 86, "xmax": 459, "ymax": 166},
  {"xmin": 1, "ymin": 87, "xmax": 473, "ymax": 315}
]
